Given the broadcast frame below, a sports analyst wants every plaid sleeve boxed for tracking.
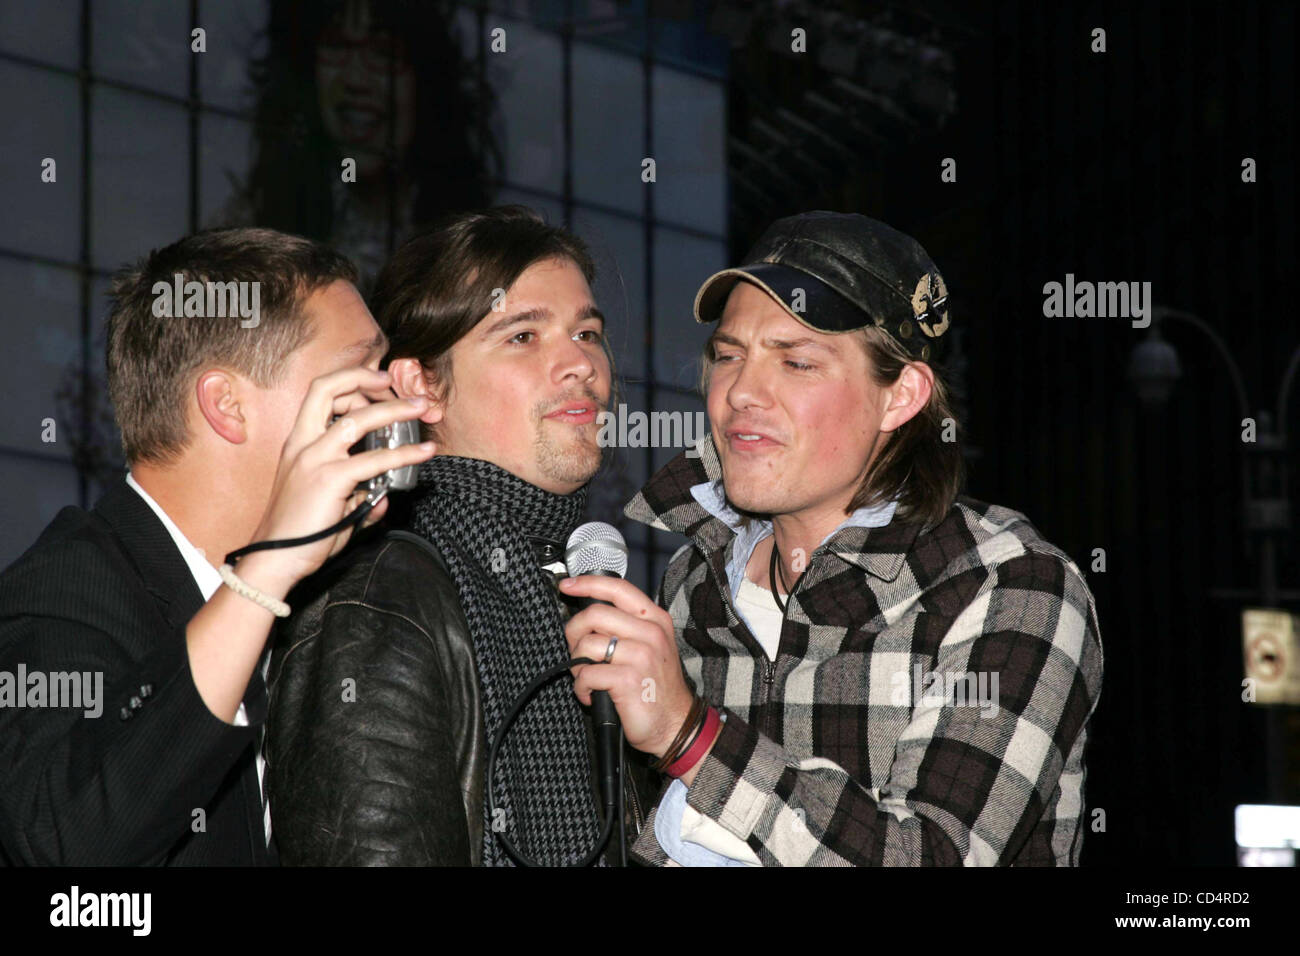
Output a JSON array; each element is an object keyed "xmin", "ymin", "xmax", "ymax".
[{"xmin": 681, "ymin": 549, "xmax": 1103, "ymax": 866}]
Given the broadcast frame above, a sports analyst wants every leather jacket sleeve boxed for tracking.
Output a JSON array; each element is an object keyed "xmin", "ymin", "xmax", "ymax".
[{"xmin": 266, "ymin": 538, "xmax": 482, "ymax": 866}]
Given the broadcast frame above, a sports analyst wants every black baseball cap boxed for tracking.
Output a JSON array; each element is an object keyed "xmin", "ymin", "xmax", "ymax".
[{"xmin": 694, "ymin": 211, "xmax": 951, "ymax": 362}]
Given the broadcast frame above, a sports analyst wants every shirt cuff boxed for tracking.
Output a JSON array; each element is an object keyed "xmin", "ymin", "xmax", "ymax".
[{"xmin": 654, "ymin": 779, "xmax": 758, "ymax": 867}]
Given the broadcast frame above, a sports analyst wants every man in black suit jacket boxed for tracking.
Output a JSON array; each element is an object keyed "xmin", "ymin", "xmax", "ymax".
[{"xmin": 0, "ymin": 228, "xmax": 438, "ymax": 865}]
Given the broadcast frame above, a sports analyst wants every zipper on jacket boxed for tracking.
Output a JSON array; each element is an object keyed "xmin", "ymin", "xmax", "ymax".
[
  {"xmin": 711, "ymin": 556, "xmax": 785, "ymax": 688},
  {"xmin": 626, "ymin": 770, "xmax": 644, "ymax": 834},
  {"xmin": 758, "ymin": 646, "xmax": 779, "ymax": 738},
  {"xmin": 704, "ymin": 540, "xmax": 821, "ymax": 739},
  {"xmin": 756, "ymin": 542, "xmax": 823, "ymax": 736}
]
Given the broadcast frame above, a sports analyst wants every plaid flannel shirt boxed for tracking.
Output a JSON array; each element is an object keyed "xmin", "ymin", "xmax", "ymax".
[{"xmin": 626, "ymin": 436, "xmax": 1103, "ymax": 866}]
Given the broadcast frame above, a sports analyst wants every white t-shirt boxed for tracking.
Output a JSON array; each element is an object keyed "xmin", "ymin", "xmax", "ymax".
[{"xmin": 733, "ymin": 574, "xmax": 786, "ymax": 661}]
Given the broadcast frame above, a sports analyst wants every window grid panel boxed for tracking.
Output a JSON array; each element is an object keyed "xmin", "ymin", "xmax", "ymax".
[{"xmin": 0, "ymin": 3, "xmax": 728, "ymax": 531}]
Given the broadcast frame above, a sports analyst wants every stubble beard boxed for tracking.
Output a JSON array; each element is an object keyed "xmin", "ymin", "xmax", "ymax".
[
  {"xmin": 717, "ymin": 442, "xmax": 789, "ymax": 516},
  {"xmin": 533, "ymin": 414, "xmax": 603, "ymax": 488},
  {"xmin": 723, "ymin": 470, "xmax": 789, "ymax": 517}
]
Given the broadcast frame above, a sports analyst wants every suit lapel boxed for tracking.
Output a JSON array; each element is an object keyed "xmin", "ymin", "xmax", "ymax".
[
  {"xmin": 95, "ymin": 476, "xmax": 273, "ymax": 864},
  {"xmin": 93, "ymin": 476, "xmax": 207, "ymax": 629}
]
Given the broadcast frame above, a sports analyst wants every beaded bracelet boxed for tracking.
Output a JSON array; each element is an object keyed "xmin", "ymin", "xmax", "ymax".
[{"xmin": 217, "ymin": 563, "xmax": 291, "ymax": 618}]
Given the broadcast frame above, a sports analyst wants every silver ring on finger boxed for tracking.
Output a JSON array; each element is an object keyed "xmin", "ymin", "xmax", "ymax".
[{"xmin": 603, "ymin": 636, "xmax": 619, "ymax": 664}]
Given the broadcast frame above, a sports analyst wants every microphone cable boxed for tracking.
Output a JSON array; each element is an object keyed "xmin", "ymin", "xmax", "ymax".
[{"xmin": 486, "ymin": 656, "xmax": 627, "ymax": 867}]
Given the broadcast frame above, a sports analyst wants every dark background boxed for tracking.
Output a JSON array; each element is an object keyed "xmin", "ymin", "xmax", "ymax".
[{"xmin": 1, "ymin": 0, "xmax": 1296, "ymax": 866}]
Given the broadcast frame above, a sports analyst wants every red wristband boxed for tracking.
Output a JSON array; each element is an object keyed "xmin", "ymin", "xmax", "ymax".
[{"xmin": 666, "ymin": 706, "xmax": 720, "ymax": 778}]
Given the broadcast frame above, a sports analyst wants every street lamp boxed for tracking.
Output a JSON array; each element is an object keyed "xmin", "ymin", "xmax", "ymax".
[
  {"xmin": 1126, "ymin": 325, "xmax": 1182, "ymax": 406},
  {"xmin": 1128, "ymin": 306, "xmax": 1300, "ymax": 808},
  {"xmin": 1127, "ymin": 306, "xmax": 1297, "ymax": 606}
]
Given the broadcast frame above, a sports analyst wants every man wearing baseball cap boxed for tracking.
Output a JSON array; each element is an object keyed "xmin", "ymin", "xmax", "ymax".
[{"xmin": 560, "ymin": 211, "xmax": 1103, "ymax": 866}]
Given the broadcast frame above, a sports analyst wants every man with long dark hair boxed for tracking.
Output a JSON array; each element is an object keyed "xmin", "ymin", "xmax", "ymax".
[
  {"xmin": 562, "ymin": 212, "xmax": 1105, "ymax": 866},
  {"xmin": 231, "ymin": 0, "xmax": 498, "ymax": 282},
  {"xmin": 267, "ymin": 206, "xmax": 646, "ymax": 865}
]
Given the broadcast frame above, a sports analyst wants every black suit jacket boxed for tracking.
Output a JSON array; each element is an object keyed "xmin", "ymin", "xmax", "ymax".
[{"xmin": 0, "ymin": 476, "xmax": 273, "ymax": 865}]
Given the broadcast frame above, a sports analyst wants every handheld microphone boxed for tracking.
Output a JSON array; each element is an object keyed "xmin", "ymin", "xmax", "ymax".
[{"xmin": 564, "ymin": 522, "xmax": 629, "ymax": 823}]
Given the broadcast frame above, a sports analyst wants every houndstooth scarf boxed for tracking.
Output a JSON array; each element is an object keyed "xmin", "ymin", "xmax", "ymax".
[{"xmin": 408, "ymin": 455, "xmax": 603, "ymax": 866}]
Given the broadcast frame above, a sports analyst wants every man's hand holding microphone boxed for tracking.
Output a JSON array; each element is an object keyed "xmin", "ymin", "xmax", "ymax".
[{"xmin": 559, "ymin": 574, "xmax": 720, "ymax": 789}]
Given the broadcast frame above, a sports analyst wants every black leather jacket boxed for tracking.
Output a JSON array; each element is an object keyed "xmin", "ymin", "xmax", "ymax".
[{"xmin": 266, "ymin": 525, "xmax": 653, "ymax": 866}]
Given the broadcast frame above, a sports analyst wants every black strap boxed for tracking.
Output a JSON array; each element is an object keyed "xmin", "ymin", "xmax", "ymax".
[{"xmin": 768, "ymin": 534, "xmax": 807, "ymax": 615}]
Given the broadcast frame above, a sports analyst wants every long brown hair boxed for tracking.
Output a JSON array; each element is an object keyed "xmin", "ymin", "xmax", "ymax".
[{"xmin": 846, "ymin": 327, "xmax": 964, "ymax": 528}]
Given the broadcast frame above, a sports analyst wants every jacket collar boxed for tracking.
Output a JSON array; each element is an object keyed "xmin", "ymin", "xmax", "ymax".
[
  {"xmin": 623, "ymin": 433, "xmax": 925, "ymax": 582},
  {"xmin": 93, "ymin": 475, "xmax": 208, "ymax": 628}
]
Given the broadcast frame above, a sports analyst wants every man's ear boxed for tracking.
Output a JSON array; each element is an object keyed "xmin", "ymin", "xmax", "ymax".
[
  {"xmin": 388, "ymin": 357, "xmax": 448, "ymax": 424},
  {"xmin": 879, "ymin": 362, "xmax": 934, "ymax": 433},
  {"xmin": 195, "ymin": 369, "xmax": 249, "ymax": 445}
]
